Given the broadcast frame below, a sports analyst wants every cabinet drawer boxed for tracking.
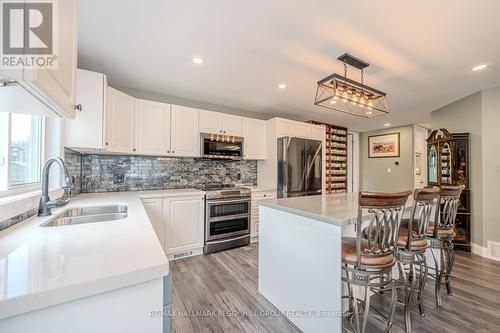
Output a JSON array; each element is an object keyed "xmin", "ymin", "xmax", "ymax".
[{"xmin": 252, "ymin": 191, "xmax": 276, "ymax": 200}]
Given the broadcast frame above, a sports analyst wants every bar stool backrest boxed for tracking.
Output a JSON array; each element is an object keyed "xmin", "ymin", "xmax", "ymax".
[
  {"xmin": 403, "ymin": 187, "xmax": 440, "ymax": 250},
  {"xmin": 432, "ymin": 185, "xmax": 465, "ymax": 237},
  {"xmin": 357, "ymin": 190, "xmax": 412, "ymax": 268}
]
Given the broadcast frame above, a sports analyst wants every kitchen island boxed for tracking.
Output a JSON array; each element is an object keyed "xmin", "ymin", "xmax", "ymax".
[{"xmin": 258, "ymin": 193, "xmax": 413, "ymax": 333}]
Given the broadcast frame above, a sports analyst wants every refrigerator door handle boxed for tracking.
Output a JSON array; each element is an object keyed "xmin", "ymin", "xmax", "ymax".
[{"xmin": 302, "ymin": 142, "xmax": 322, "ymax": 191}]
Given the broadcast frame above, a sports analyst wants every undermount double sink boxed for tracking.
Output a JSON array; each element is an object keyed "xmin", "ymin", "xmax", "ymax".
[{"xmin": 41, "ymin": 204, "xmax": 128, "ymax": 227}]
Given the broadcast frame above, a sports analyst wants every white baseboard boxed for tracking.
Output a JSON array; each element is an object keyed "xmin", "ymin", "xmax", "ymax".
[{"xmin": 471, "ymin": 241, "xmax": 500, "ymax": 262}]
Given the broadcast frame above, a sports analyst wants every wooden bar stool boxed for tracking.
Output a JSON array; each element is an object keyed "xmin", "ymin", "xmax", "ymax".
[
  {"xmin": 342, "ymin": 190, "xmax": 411, "ymax": 333},
  {"xmin": 396, "ymin": 187, "xmax": 440, "ymax": 332},
  {"xmin": 427, "ymin": 185, "xmax": 465, "ymax": 307}
]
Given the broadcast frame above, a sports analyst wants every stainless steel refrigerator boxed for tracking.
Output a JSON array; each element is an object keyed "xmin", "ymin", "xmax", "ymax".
[{"xmin": 277, "ymin": 137, "xmax": 323, "ymax": 198}]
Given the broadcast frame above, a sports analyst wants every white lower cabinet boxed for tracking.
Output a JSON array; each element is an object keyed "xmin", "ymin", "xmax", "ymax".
[
  {"xmin": 142, "ymin": 199, "xmax": 165, "ymax": 248},
  {"xmin": 250, "ymin": 189, "xmax": 276, "ymax": 240},
  {"xmin": 142, "ymin": 195, "xmax": 205, "ymax": 260}
]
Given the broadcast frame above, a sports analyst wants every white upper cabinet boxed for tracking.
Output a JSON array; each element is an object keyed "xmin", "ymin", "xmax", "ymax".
[
  {"xmin": 242, "ymin": 117, "xmax": 267, "ymax": 160},
  {"xmin": 0, "ymin": 0, "xmax": 78, "ymax": 118},
  {"xmin": 311, "ymin": 124, "xmax": 326, "ymax": 141},
  {"xmin": 170, "ymin": 105, "xmax": 200, "ymax": 157},
  {"xmin": 105, "ymin": 87, "xmax": 137, "ymax": 154},
  {"xmin": 199, "ymin": 110, "xmax": 242, "ymax": 136},
  {"xmin": 276, "ymin": 118, "xmax": 317, "ymax": 140},
  {"xmin": 199, "ymin": 110, "xmax": 221, "ymax": 134},
  {"xmin": 136, "ymin": 99, "xmax": 171, "ymax": 156},
  {"xmin": 276, "ymin": 118, "xmax": 296, "ymax": 137},
  {"xmin": 64, "ymin": 69, "xmax": 107, "ymax": 149},
  {"xmin": 222, "ymin": 114, "xmax": 242, "ymax": 136},
  {"xmin": 295, "ymin": 122, "xmax": 312, "ymax": 139}
]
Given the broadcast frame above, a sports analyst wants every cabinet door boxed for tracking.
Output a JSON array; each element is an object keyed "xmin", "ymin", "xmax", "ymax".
[
  {"xmin": 3, "ymin": 0, "xmax": 78, "ymax": 118},
  {"xmin": 242, "ymin": 117, "xmax": 266, "ymax": 160},
  {"xmin": 199, "ymin": 110, "xmax": 222, "ymax": 134},
  {"xmin": 136, "ymin": 99, "xmax": 171, "ymax": 156},
  {"xmin": 105, "ymin": 87, "xmax": 137, "ymax": 153},
  {"xmin": 311, "ymin": 125, "xmax": 325, "ymax": 141},
  {"xmin": 222, "ymin": 114, "xmax": 242, "ymax": 136},
  {"xmin": 142, "ymin": 199, "xmax": 164, "ymax": 250},
  {"xmin": 295, "ymin": 122, "xmax": 312, "ymax": 139},
  {"xmin": 64, "ymin": 69, "xmax": 106, "ymax": 149},
  {"xmin": 277, "ymin": 118, "xmax": 296, "ymax": 137},
  {"xmin": 171, "ymin": 105, "xmax": 200, "ymax": 157},
  {"xmin": 163, "ymin": 197, "xmax": 205, "ymax": 254}
]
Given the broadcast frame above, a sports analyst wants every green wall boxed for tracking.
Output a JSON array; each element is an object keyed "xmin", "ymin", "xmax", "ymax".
[
  {"xmin": 360, "ymin": 125, "xmax": 414, "ymax": 192},
  {"xmin": 431, "ymin": 91, "xmax": 485, "ymax": 246},
  {"xmin": 480, "ymin": 87, "xmax": 500, "ymax": 247}
]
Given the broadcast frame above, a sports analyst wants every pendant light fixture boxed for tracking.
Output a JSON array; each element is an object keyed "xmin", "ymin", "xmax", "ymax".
[{"xmin": 314, "ymin": 53, "xmax": 389, "ymax": 118}]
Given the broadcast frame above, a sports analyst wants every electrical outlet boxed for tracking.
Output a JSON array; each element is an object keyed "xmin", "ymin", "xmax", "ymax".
[{"xmin": 116, "ymin": 173, "xmax": 125, "ymax": 183}]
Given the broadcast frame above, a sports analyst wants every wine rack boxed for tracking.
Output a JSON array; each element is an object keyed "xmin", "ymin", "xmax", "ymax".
[{"xmin": 311, "ymin": 121, "xmax": 349, "ymax": 194}]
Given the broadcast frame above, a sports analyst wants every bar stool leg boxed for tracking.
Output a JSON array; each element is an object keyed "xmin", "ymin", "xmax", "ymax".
[
  {"xmin": 445, "ymin": 245, "xmax": 455, "ymax": 296},
  {"xmin": 387, "ymin": 280, "xmax": 397, "ymax": 332},
  {"xmin": 398, "ymin": 260, "xmax": 416, "ymax": 333},
  {"xmin": 350, "ymin": 273, "xmax": 361, "ymax": 332},
  {"xmin": 435, "ymin": 248, "xmax": 445, "ymax": 307},
  {"xmin": 417, "ymin": 259, "xmax": 428, "ymax": 317},
  {"xmin": 362, "ymin": 286, "xmax": 371, "ymax": 333}
]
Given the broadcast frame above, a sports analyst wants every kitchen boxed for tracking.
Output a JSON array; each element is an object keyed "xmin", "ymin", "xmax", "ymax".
[{"xmin": 1, "ymin": 1, "xmax": 500, "ymax": 333}]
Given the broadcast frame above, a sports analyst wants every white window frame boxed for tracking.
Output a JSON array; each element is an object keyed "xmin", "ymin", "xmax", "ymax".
[{"xmin": 0, "ymin": 114, "xmax": 46, "ymax": 198}]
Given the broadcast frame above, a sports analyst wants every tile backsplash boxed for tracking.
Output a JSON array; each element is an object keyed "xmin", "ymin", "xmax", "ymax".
[{"xmin": 65, "ymin": 149, "xmax": 257, "ymax": 194}]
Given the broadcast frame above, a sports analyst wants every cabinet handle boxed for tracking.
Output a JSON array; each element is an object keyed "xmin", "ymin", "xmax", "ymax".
[
  {"xmin": 167, "ymin": 150, "xmax": 170, "ymax": 154},
  {"xmin": 105, "ymin": 142, "xmax": 109, "ymax": 146},
  {"xmin": 133, "ymin": 148, "xmax": 136, "ymax": 152},
  {"xmin": 172, "ymin": 151, "xmax": 175, "ymax": 154},
  {"xmin": 75, "ymin": 104, "xmax": 82, "ymax": 112},
  {"xmin": 224, "ymin": 130, "xmax": 226, "ymax": 134}
]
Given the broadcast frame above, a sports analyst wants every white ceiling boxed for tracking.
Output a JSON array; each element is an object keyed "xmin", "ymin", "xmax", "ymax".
[{"xmin": 78, "ymin": 0, "xmax": 500, "ymax": 131}]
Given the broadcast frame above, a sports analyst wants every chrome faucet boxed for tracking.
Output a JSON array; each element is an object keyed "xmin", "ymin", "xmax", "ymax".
[{"xmin": 38, "ymin": 157, "xmax": 73, "ymax": 217}]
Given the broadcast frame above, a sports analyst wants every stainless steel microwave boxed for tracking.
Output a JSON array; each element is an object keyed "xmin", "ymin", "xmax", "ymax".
[{"xmin": 201, "ymin": 133, "xmax": 244, "ymax": 160}]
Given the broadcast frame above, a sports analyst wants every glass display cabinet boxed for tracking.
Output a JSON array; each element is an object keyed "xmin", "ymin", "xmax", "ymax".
[{"xmin": 427, "ymin": 129, "xmax": 470, "ymax": 251}]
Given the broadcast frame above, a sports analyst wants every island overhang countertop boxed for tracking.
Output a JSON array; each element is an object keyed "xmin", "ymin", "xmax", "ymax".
[{"xmin": 259, "ymin": 192, "xmax": 414, "ymax": 227}]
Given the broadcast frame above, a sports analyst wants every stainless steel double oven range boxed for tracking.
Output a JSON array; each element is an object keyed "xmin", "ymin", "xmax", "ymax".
[{"xmin": 202, "ymin": 186, "xmax": 251, "ymax": 254}]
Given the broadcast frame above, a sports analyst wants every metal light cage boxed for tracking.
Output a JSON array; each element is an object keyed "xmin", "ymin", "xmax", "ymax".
[
  {"xmin": 315, "ymin": 74, "xmax": 389, "ymax": 118},
  {"xmin": 314, "ymin": 53, "xmax": 389, "ymax": 118}
]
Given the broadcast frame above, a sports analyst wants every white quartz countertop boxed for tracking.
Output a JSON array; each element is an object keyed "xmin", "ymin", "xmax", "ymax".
[
  {"xmin": 0, "ymin": 188, "xmax": 204, "ymax": 320},
  {"xmin": 259, "ymin": 192, "xmax": 413, "ymax": 227}
]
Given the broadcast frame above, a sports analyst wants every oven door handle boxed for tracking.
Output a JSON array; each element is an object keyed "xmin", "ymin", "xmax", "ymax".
[
  {"xmin": 206, "ymin": 234, "xmax": 249, "ymax": 245},
  {"xmin": 207, "ymin": 213, "xmax": 250, "ymax": 223},
  {"xmin": 207, "ymin": 198, "xmax": 251, "ymax": 205}
]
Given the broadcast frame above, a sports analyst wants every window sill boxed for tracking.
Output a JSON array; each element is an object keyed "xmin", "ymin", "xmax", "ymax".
[{"xmin": 0, "ymin": 188, "xmax": 64, "ymax": 222}]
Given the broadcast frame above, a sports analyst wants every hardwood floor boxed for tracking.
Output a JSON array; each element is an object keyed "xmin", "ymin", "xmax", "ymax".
[{"xmin": 170, "ymin": 243, "xmax": 500, "ymax": 333}]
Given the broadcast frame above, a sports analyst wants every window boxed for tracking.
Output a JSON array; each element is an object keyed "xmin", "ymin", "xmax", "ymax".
[{"xmin": 0, "ymin": 113, "xmax": 43, "ymax": 194}]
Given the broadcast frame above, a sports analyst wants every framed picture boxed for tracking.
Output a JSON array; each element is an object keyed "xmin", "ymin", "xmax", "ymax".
[{"xmin": 368, "ymin": 132, "xmax": 400, "ymax": 158}]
